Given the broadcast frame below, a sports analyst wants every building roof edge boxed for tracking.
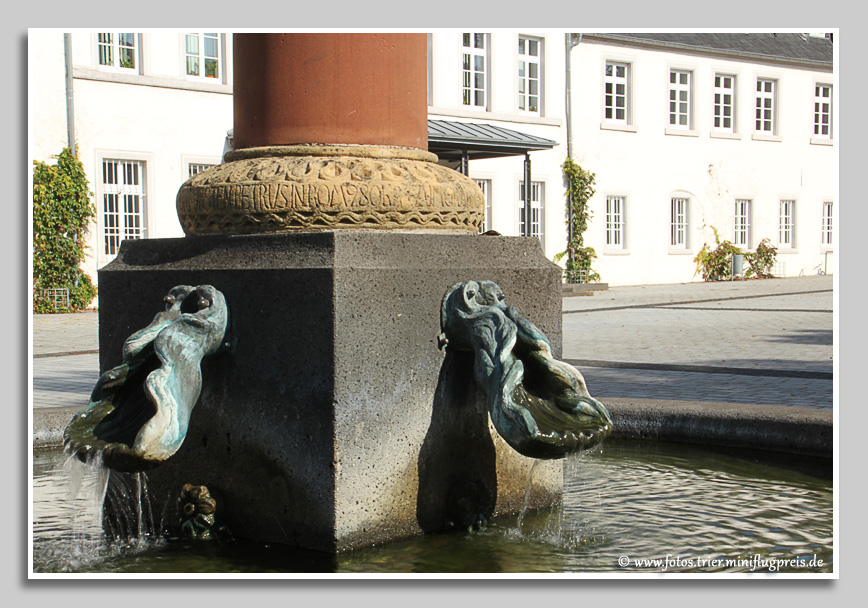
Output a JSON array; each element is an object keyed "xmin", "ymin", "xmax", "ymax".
[{"xmin": 579, "ymin": 33, "xmax": 833, "ymax": 70}]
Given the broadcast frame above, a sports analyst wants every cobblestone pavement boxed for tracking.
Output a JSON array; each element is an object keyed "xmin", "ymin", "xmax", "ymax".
[
  {"xmin": 31, "ymin": 310, "xmax": 98, "ymax": 357},
  {"xmin": 30, "ymin": 275, "xmax": 834, "ymax": 414},
  {"xmin": 31, "ymin": 311, "xmax": 99, "ymax": 411},
  {"xmin": 563, "ymin": 275, "xmax": 833, "ymax": 409},
  {"xmin": 31, "ymin": 354, "xmax": 99, "ymax": 410}
]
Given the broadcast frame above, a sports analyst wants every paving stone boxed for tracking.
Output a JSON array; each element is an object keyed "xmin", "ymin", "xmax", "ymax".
[
  {"xmin": 580, "ymin": 367, "xmax": 832, "ymax": 409},
  {"xmin": 31, "ymin": 354, "xmax": 98, "ymax": 410},
  {"xmin": 563, "ymin": 275, "xmax": 833, "ymax": 408}
]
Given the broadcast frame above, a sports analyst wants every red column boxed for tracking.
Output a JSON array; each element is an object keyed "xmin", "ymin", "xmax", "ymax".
[{"xmin": 233, "ymin": 33, "xmax": 428, "ymax": 150}]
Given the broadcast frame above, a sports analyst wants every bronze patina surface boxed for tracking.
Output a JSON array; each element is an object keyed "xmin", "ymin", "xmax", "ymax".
[
  {"xmin": 439, "ymin": 280, "xmax": 612, "ymax": 459},
  {"xmin": 64, "ymin": 285, "xmax": 229, "ymax": 472}
]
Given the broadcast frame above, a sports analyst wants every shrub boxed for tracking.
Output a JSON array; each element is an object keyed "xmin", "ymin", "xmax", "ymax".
[
  {"xmin": 693, "ymin": 227, "xmax": 743, "ymax": 281},
  {"xmin": 745, "ymin": 238, "xmax": 777, "ymax": 278},
  {"xmin": 32, "ymin": 147, "xmax": 97, "ymax": 312}
]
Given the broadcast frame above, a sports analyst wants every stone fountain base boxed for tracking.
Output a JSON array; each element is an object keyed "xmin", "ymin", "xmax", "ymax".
[{"xmin": 97, "ymin": 231, "xmax": 562, "ymax": 552}]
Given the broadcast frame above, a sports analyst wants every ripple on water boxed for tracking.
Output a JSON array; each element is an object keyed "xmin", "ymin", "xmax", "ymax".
[{"xmin": 32, "ymin": 449, "xmax": 162, "ymax": 573}]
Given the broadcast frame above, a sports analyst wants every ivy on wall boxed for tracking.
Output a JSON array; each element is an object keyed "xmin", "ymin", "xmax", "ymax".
[
  {"xmin": 32, "ymin": 147, "xmax": 97, "ymax": 312},
  {"xmin": 555, "ymin": 158, "xmax": 600, "ymax": 283}
]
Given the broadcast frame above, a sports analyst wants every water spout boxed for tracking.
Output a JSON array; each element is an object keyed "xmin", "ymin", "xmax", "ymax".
[
  {"xmin": 439, "ymin": 280, "xmax": 612, "ymax": 459},
  {"xmin": 63, "ymin": 285, "xmax": 229, "ymax": 472}
]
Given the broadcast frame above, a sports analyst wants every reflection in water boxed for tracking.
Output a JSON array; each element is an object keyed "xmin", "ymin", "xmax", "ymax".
[{"xmin": 32, "ymin": 441, "xmax": 833, "ymax": 574}]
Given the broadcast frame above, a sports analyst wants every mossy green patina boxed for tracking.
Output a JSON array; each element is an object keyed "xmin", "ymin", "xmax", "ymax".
[
  {"xmin": 439, "ymin": 280, "xmax": 612, "ymax": 459},
  {"xmin": 64, "ymin": 285, "xmax": 229, "ymax": 472}
]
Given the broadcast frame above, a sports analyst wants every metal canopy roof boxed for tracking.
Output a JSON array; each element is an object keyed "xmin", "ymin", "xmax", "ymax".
[{"xmin": 428, "ymin": 119, "xmax": 558, "ymax": 161}]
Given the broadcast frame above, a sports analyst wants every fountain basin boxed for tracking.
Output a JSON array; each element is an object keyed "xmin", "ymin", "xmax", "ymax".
[{"xmin": 31, "ymin": 438, "xmax": 833, "ymax": 574}]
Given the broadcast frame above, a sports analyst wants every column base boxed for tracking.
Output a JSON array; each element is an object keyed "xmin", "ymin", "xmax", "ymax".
[{"xmin": 176, "ymin": 145, "xmax": 484, "ymax": 236}]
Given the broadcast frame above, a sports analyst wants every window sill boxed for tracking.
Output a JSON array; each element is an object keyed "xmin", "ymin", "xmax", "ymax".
[
  {"xmin": 73, "ymin": 67, "xmax": 233, "ymax": 94},
  {"xmin": 810, "ymin": 137, "xmax": 833, "ymax": 146},
  {"xmin": 185, "ymin": 75, "xmax": 227, "ymax": 86},
  {"xmin": 600, "ymin": 122, "xmax": 637, "ymax": 133},
  {"xmin": 751, "ymin": 132, "xmax": 782, "ymax": 143},
  {"xmin": 710, "ymin": 131, "xmax": 741, "ymax": 140},
  {"xmin": 428, "ymin": 106, "xmax": 563, "ymax": 127},
  {"xmin": 603, "ymin": 248, "xmax": 630, "ymax": 255},
  {"xmin": 664, "ymin": 128, "xmax": 699, "ymax": 137},
  {"xmin": 778, "ymin": 247, "xmax": 799, "ymax": 254},
  {"xmin": 97, "ymin": 66, "xmax": 139, "ymax": 75},
  {"xmin": 668, "ymin": 248, "xmax": 694, "ymax": 255}
]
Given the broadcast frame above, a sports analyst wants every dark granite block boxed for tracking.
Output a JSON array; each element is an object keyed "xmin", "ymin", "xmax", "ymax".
[{"xmin": 97, "ymin": 231, "xmax": 563, "ymax": 551}]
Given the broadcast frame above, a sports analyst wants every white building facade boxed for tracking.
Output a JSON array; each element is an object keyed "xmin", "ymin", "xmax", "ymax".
[
  {"xmin": 426, "ymin": 31, "xmax": 571, "ymax": 261},
  {"xmin": 30, "ymin": 30, "xmax": 234, "ymax": 284},
  {"xmin": 31, "ymin": 31, "xmax": 836, "ymax": 294},
  {"xmin": 568, "ymin": 33, "xmax": 835, "ymax": 285}
]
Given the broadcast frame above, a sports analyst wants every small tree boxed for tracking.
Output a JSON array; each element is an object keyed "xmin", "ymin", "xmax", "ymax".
[
  {"xmin": 32, "ymin": 147, "xmax": 97, "ymax": 312},
  {"xmin": 555, "ymin": 158, "xmax": 600, "ymax": 283}
]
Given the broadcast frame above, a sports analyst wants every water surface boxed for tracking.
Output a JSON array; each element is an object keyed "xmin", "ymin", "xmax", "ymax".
[{"xmin": 32, "ymin": 440, "xmax": 833, "ymax": 574}]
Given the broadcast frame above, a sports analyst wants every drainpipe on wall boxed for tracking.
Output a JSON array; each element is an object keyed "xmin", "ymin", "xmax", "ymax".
[
  {"xmin": 63, "ymin": 33, "xmax": 76, "ymax": 153},
  {"xmin": 565, "ymin": 33, "xmax": 578, "ymax": 161},
  {"xmin": 524, "ymin": 152, "xmax": 532, "ymax": 237},
  {"xmin": 564, "ymin": 33, "xmax": 581, "ymax": 261}
]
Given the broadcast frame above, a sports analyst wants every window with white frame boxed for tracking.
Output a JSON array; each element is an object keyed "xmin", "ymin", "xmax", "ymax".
[
  {"xmin": 755, "ymin": 79, "xmax": 776, "ymax": 133},
  {"xmin": 669, "ymin": 70, "xmax": 692, "ymax": 129},
  {"xmin": 606, "ymin": 196, "xmax": 626, "ymax": 248},
  {"xmin": 101, "ymin": 159, "xmax": 147, "ymax": 258},
  {"xmin": 519, "ymin": 181, "xmax": 544, "ymax": 242},
  {"xmin": 188, "ymin": 162, "xmax": 216, "ymax": 178},
  {"xmin": 185, "ymin": 33, "xmax": 221, "ymax": 79},
  {"xmin": 518, "ymin": 36, "xmax": 541, "ymax": 114},
  {"xmin": 604, "ymin": 62, "xmax": 629, "ymax": 124},
  {"xmin": 713, "ymin": 74, "xmax": 735, "ymax": 132},
  {"xmin": 779, "ymin": 200, "xmax": 795, "ymax": 247},
  {"xmin": 813, "ymin": 84, "xmax": 832, "ymax": 138},
  {"xmin": 670, "ymin": 197, "xmax": 688, "ymax": 248},
  {"xmin": 822, "ymin": 201, "xmax": 833, "ymax": 246},
  {"xmin": 734, "ymin": 199, "xmax": 751, "ymax": 247},
  {"xmin": 97, "ymin": 33, "xmax": 137, "ymax": 70},
  {"xmin": 462, "ymin": 33, "xmax": 488, "ymax": 109},
  {"xmin": 475, "ymin": 178, "xmax": 492, "ymax": 233}
]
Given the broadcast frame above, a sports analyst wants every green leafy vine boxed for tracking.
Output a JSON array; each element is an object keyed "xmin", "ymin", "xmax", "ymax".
[
  {"xmin": 32, "ymin": 147, "xmax": 97, "ymax": 312},
  {"xmin": 555, "ymin": 158, "xmax": 600, "ymax": 283}
]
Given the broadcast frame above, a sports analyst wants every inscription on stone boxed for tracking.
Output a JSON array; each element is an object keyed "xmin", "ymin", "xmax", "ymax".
[{"xmin": 177, "ymin": 148, "xmax": 484, "ymax": 235}]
